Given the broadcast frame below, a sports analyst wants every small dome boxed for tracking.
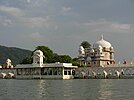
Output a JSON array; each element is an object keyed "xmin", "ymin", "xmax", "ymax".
[
  {"xmin": 79, "ymin": 46, "xmax": 84, "ymax": 51},
  {"xmin": 93, "ymin": 35, "xmax": 112, "ymax": 48},
  {"xmin": 6, "ymin": 59, "xmax": 11, "ymax": 63},
  {"xmin": 110, "ymin": 46, "xmax": 114, "ymax": 49},
  {"xmin": 34, "ymin": 50, "xmax": 43, "ymax": 55},
  {"xmin": 90, "ymin": 49, "xmax": 94, "ymax": 53},
  {"xmin": 79, "ymin": 46, "xmax": 85, "ymax": 55},
  {"xmin": 98, "ymin": 45, "xmax": 103, "ymax": 49}
]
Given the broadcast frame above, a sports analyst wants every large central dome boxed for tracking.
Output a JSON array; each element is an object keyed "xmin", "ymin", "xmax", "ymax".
[{"xmin": 93, "ymin": 35, "xmax": 112, "ymax": 48}]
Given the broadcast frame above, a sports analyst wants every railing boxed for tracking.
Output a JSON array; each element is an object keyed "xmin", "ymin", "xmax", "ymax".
[{"xmin": 103, "ymin": 64, "xmax": 134, "ymax": 67}]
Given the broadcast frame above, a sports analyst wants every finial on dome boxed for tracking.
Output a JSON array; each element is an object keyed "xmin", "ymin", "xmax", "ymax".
[{"xmin": 101, "ymin": 34, "xmax": 104, "ymax": 40}]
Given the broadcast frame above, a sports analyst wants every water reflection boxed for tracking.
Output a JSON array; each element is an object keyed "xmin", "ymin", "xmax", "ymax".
[
  {"xmin": 98, "ymin": 79, "xmax": 113, "ymax": 100},
  {"xmin": 1, "ymin": 79, "xmax": 134, "ymax": 100},
  {"xmin": 38, "ymin": 80, "xmax": 47, "ymax": 98},
  {"xmin": 62, "ymin": 80, "xmax": 75, "ymax": 100}
]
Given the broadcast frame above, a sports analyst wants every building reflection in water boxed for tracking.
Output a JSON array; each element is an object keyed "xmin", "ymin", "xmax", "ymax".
[
  {"xmin": 63, "ymin": 80, "xmax": 74, "ymax": 98},
  {"xmin": 98, "ymin": 79, "xmax": 113, "ymax": 100},
  {"xmin": 37, "ymin": 80, "xmax": 48, "ymax": 99}
]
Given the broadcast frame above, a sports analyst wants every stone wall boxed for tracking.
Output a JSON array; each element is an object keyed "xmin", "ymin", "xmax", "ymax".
[{"xmin": 75, "ymin": 64, "xmax": 134, "ymax": 78}]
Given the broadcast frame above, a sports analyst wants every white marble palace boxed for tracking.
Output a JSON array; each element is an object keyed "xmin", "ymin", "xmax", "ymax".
[
  {"xmin": 16, "ymin": 50, "xmax": 77, "ymax": 79},
  {"xmin": 79, "ymin": 35, "xmax": 115, "ymax": 67}
]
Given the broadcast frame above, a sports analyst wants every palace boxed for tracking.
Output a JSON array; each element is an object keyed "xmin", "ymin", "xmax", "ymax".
[
  {"xmin": 79, "ymin": 35, "xmax": 115, "ymax": 67},
  {"xmin": 16, "ymin": 50, "xmax": 77, "ymax": 79}
]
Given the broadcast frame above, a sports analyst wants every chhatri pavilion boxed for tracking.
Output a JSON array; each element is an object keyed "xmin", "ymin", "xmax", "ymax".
[{"xmin": 79, "ymin": 35, "xmax": 115, "ymax": 67}]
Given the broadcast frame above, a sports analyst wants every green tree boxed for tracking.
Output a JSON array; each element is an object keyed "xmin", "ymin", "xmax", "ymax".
[
  {"xmin": 21, "ymin": 56, "xmax": 32, "ymax": 64},
  {"xmin": 51, "ymin": 54, "xmax": 72, "ymax": 63},
  {"xmin": 81, "ymin": 41, "xmax": 91, "ymax": 48},
  {"xmin": 21, "ymin": 45, "xmax": 73, "ymax": 64},
  {"xmin": 59, "ymin": 55, "xmax": 72, "ymax": 63},
  {"xmin": 51, "ymin": 53, "xmax": 61, "ymax": 63},
  {"xmin": 72, "ymin": 57, "xmax": 79, "ymax": 66}
]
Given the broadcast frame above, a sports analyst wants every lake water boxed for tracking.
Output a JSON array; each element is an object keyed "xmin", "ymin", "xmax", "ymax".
[{"xmin": 0, "ymin": 79, "xmax": 134, "ymax": 100}]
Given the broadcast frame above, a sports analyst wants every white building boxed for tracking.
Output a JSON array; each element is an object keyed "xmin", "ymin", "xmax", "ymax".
[
  {"xmin": 79, "ymin": 35, "xmax": 115, "ymax": 67},
  {"xmin": 16, "ymin": 50, "xmax": 78, "ymax": 79}
]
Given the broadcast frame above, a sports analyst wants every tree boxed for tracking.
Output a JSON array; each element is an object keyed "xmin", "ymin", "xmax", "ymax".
[
  {"xmin": 21, "ymin": 56, "xmax": 32, "ymax": 64},
  {"xmin": 51, "ymin": 53, "xmax": 61, "ymax": 63},
  {"xmin": 51, "ymin": 54, "xmax": 72, "ymax": 63},
  {"xmin": 80, "ymin": 41, "xmax": 91, "ymax": 48},
  {"xmin": 21, "ymin": 45, "xmax": 73, "ymax": 64},
  {"xmin": 72, "ymin": 57, "xmax": 79, "ymax": 66},
  {"xmin": 59, "ymin": 55, "xmax": 72, "ymax": 63}
]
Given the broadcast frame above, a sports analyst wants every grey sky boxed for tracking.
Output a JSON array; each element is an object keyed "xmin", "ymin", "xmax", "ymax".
[{"xmin": 0, "ymin": 0, "xmax": 134, "ymax": 63}]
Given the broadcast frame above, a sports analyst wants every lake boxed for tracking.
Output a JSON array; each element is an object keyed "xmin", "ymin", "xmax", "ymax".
[{"xmin": 0, "ymin": 79, "xmax": 134, "ymax": 100}]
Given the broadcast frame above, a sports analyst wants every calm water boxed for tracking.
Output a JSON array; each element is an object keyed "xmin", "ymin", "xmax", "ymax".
[{"xmin": 0, "ymin": 79, "xmax": 134, "ymax": 100}]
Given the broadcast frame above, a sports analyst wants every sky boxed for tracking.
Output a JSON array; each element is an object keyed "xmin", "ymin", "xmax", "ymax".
[{"xmin": 0, "ymin": 0, "xmax": 134, "ymax": 63}]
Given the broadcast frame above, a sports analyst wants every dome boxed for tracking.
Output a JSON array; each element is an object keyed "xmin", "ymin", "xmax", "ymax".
[
  {"xmin": 34, "ymin": 50, "xmax": 43, "ymax": 56},
  {"xmin": 93, "ymin": 35, "xmax": 112, "ymax": 48},
  {"xmin": 98, "ymin": 45, "xmax": 103, "ymax": 49},
  {"xmin": 79, "ymin": 46, "xmax": 84, "ymax": 51},
  {"xmin": 90, "ymin": 49, "xmax": 94, "ymax": 53},
  {"xmin": 6, "ymin": 59, "xmax": 11, "ymax": 63},
  {"xmin": 79, "ymin": 46, "xmax": 85, "ymax": 55}
]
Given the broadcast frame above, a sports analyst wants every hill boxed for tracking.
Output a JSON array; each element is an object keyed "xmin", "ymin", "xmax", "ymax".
[{"xmin": 0, "ymin": 45, "xmax": 32, "ymax": 65}]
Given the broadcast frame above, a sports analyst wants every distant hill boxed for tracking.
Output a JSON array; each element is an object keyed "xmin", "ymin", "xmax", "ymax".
[{"xmin": 0, "ymin": 45, "xmax": 32, "ymax": 65}]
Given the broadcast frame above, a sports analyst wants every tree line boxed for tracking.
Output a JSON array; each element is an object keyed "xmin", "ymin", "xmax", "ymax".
[
  {"xmin": 21, "ymin": 46, "xmax": 72, "ymax": 64},
  {"xmin": 21, "ymin": 41, "xmax": 91, "ymax": 67}
]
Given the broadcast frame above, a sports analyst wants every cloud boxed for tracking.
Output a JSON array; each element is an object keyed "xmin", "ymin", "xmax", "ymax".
[
  {"xmin": 27, "ymin": 0, "xmax": 31, "ymax": 3},
  {"xmin": 20, "ymin": 32, "xmax": 47, "ymax": 43},
  {"xmin": 0, "ymin": 16, "xmax": 12, "ymax": 26},
  {"xmin": 82, "ymin": 19, "xmax": 131, "ymax": 33},
  {"xmin": 30, "ymin": 32, "xmax": 43, "ymax": 39},
  {"xmin": 22, "ymin": 16, "xmax": 50, "ymax": 28},
  {"xmin": 62, "ymin": 7, "xmax": 71, "ymax": 12},
  {"xmin": 111, "ymin": 23, "xmax": 130, "ymax": 30},
  {"xmin": 0, "ymin": 5, "xmax": 50, "ymax": 28},
  {"xmin": 61, "ymin": 7, "xmax": 72, "ymax": 15},
  {"xmin": 0, "ymin": 5, "xmax": 24, "ymax": 17}
]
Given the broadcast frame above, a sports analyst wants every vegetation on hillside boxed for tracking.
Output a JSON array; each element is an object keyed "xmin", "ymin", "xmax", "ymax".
[{"xmin": 0, "ymin": 45, "xmax": 32, "ymax": 65}]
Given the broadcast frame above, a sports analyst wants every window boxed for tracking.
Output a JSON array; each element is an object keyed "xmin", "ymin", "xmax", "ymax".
[
  {"xmin": 34, "ymin": 68, "xmax": 40, "ymax": 75},
  {"xmin": 68, "ymin": 71, "xmax": 71, "ymax": 75},
  {"xmin": 25, "ymin": 68, "xmax": 31, "ymax": 75},
  {"xmin": 17, "ymin": 69, "xmax": 22, "ymax": 75},
  {"xmin": 48, "ymin": 68, "xmax": 52, "ymax": 75},
  {"xmin": 41, "ymin": 68, "xmax": 48, "ymax": 75},
  {"xmin": 72, "ymin": 70, "xmax": 75, "ymax": 75},
  {"xmin": 64, "ymin": 71, "xmax": 67, "ymax": 75},
  {"xmin": 53, "ymin": 68, "xmax": 58, "ymax": 75},
  {"xmin": 94, "ymin": 62, "xmax": 96, "ymax": 64},
  {"xmin": 58, "ymin": 68, "xmax": 62, "ymax": 75}
]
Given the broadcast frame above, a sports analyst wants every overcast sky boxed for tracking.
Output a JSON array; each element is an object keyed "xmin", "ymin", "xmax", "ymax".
[{"xmin": 0, "ymin": 0, "xmax": 134, "ymax": 63}]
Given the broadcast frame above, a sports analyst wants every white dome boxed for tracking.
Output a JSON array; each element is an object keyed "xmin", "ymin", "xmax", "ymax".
[
  {"xmin": 34, "ymin": 50, "xmax": 43, "ymax": 55},
  {"xmin": 98, "ymin": 45, "xmax": 103, "ymax": 49},
  {"xmin": 6, "ymin": 59, "xmax": 11, "ymax": 63},
  {"xmin": 93, "ymin": 35, "xmax": 111, "ymax": 48},
  {"xmin": 79, "ymin": 46, "xmax": 84, "ymax": 51},
  {"xmin": 90, "ymin": 49, "xmax": 94, "ymax": 53}
]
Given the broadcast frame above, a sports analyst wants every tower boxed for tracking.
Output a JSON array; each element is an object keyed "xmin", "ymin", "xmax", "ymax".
[{"xmin": 33, "ymin": 50, "xmax": 45, "ymax": 67}]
